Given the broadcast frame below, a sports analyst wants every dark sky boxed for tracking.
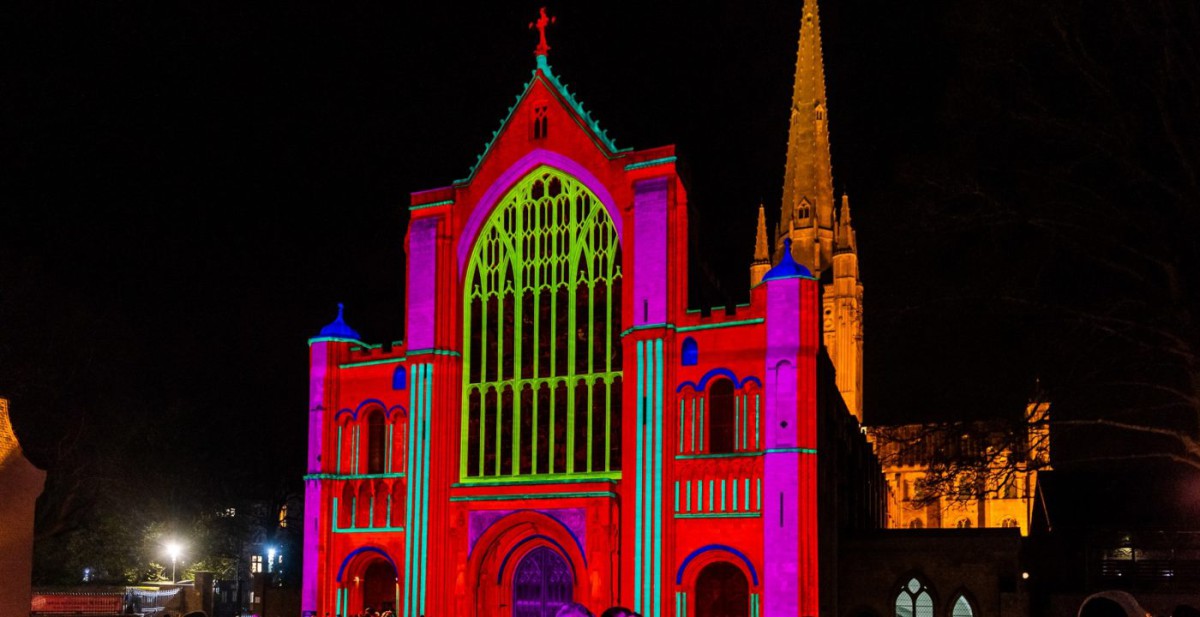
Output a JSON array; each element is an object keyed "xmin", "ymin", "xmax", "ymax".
[{"xmin": 3, "ymin": 2, "xmax": 1197, "ymax": 519}]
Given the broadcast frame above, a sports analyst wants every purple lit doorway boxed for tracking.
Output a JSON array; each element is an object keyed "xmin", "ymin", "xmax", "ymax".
[{"xmin": 512, "ymin": 546, "xmax": 573, "ymax": 617}]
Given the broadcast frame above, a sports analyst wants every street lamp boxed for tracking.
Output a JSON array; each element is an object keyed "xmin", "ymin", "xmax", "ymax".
[
  {"xmin": 165, "ymin": 542, "xmax": 182, "ymax": 583},
  {"xmin": 267, "ymin": 546, "xmax": 277, "ymax": 574}
]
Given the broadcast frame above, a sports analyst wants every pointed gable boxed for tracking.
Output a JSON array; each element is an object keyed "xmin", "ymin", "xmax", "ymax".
[{"xmin": 455, "ymin": 56, "xmax": 630, "ymax": 185}]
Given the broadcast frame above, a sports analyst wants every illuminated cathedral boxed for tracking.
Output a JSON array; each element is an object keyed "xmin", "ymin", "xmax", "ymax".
[{"xmin": 300, "ymin": 3, "xmax": 1037, "ymax": 617}]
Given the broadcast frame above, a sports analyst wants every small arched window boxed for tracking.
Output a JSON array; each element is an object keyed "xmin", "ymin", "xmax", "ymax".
[
  {"xmin": 681, "ymin": 337, "xmax": 699, "ymax": 366},
  {"xmin": 908, "ymin": 518, "xmax": 924, "ymax": 529},
  {"xmin": 393, "ymin": 366, "xmax": 407, "ymax": 390},
  {"xmin": 895, "ymin": 578, "xmax": 933, "ymax": 617},
  {"xmin": 1002, "ymin": 518, "xmax": 1019, "ymax": 529},
  {"xmin": 532, "ymin": 102, "xmax": 549, "ymax": 139},
  {"xmin": 708, "ymin": 379, "xmax": 736, "ymax": 454},
  {"xmin": 367, "ymin": 409, "xmax": 386, "ymax": 474},
  {"xmin": 952, "ymin": 595, "xmax": 974, "ymax": 617},
  {"xmin": 955, "ymin": 518, "xmax": 972, "ymax": 529}
]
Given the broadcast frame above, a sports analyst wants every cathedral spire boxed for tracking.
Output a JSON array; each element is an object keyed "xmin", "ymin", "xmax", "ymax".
[
  {"xmin": 750, "ymin": 203, "xmax": 772, "ymax": 286},
  {"xmin": 836, "ymin": 193, "xmax": 856, "ymax": 253},
  {"xmin": 780, "ymin": 0, "xmax": 835, "ymax": 267},
  {"xmin": 754, "ymin": 203, "xmax": 770, "ymax": 263}
]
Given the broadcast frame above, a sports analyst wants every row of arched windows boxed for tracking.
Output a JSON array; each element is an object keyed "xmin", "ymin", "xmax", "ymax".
[
  {"xmin": 678, "ymin": 379, "xmax": 761, "ymax": 455},
  {"xmin": 894, "ymin": 578, "xmax": 975, "ymax": 617},
  {"xmin": 336, "ymin": 407, "xmax": 406, "ymax": 476},
  {"xmin": 335, "ymin": 480, "xmax": 405, "ymax": 530}
]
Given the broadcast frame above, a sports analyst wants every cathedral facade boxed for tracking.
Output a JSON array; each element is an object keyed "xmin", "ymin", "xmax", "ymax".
[
  {"xmin": 301, "ymin": 4, "xmax": 838, "ymax": 617},
  {"xmin": 300, "ymin": 2, "xmax": 1036, "ymax": 616}
]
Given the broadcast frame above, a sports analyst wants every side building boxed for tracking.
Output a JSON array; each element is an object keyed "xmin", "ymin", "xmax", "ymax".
[{"xmin": 0, "ymin": 397, "xmax": 47, "ymax": 617}]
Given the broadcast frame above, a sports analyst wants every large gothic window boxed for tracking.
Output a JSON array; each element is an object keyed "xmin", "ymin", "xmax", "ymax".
[
  {"xmin": 895, "ymin": 578, "xmax": 933, "ymax": 617},
  {"xmin": 462, "ymin": 166, "xmax": 623, "ymax": 479}
]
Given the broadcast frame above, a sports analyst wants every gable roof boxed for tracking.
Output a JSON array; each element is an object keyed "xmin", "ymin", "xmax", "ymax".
[{"xmin": 454, "ymin": 55, "xmax": 630, "ymax": 184}]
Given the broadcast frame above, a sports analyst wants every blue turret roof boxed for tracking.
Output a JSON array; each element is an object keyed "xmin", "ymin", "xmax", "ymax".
[
  {"xmin": 762, "ymin": 239, "xmax": 814, "ymax": 281},
  {"xmin": 317, "ymin": 303, "xmax": 361, "ymax": 340}
]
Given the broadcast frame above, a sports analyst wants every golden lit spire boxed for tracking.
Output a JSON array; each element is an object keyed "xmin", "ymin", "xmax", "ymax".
[
  {"xmin": 750, "ymin": 203, "xmax": 772, "ymax": 287},
  {"xmin": 754, "ymin": 203, "xmax": 770, "ymax": 263},
  {"xmin": 780, "ymin": 0, "xmax": 835, "ymax": 245},
  {"xmin": 836, "ymin": 193, "xmax": 856, "ymax": 252}
]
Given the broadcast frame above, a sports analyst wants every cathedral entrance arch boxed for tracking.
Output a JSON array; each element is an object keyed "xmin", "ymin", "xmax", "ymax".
[
  {"xmin": 512, "ymin": 546, "xmax": 573, "ymax": 617},
  {"xmin": 466, "ymin": 510, "xmax": 587, "ymax": 617},
  {"xmin": 335, "ymin": 547, "xmax": 399, "ymax": 617}
]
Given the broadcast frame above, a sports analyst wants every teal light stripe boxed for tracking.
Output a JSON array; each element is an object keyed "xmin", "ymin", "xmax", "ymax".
[
  {"xmin": 699, "ymin": 399, "xmax": 705, "ymax": 452},
  {"xmin": 674, "ymin": 481, "xmax": 680, "ymax": 513},
  {"xmin": 678, "ymin": 400, "xmax": 684, "ymax": 454},
  {"xmin": 418, "ymin": 364, "xmax": 432, "ymax": 615},
  {"xmin": 653, "ymin": 338, "xmax": 663, "ymax": 617},
  {"xmin": 339, "ymin": 357, "xmax": 407, "ymax": 369},
  {"xmin": 619, "ymin": 322, "xmax": 674, "ymax": 338},
  {"xmin": 690, "ymin": 399, "xmax": 696, "ymax": 453},
  {"xmin": 353, "ymin": 426, "xmax": 360, "ymax": 474},
  {"xmin": 734, "ymin": 397, "xmax": 740, "ymax": 451},
  {"xmin": 674, "ymin": 512, "xmax": 762, "ymax": 519},
  {"xmin": 675, "ymin": 318, "xmax": 764, "ymax": 333},
  {"xmin": 765, "ymin": 447, "xmax": 818, "ymax": 454},
  {"xmin": 757, "ymin": 478, "xmax": 762, "ymax": 511},
  {"xmin": 307, "ymin": 336, "xmax": 374, "ymax": 348},
  {"xmin": 409, "ymin": 199, "xmax": 453, "ymax": 211},
  {"xmin": 448, "ymin": 491, "xmax": 618, "ymax": 502},
  {"xmin": 744, "ymin": 478, "xmax": 751, "ymax": 511},
  {"xmin": 406, "ymin": 348, "xmax": 461, "ymax": 357},
  {"xmin": 732, "ymin": 478, "xmax": 739, "ymax": 512},
  {"xmin": 304, "ymin": 472, "xmax": 406, "ymax": 481},
  {"xmin": 403, "ymin": 365, "xmax": 420, "ymax": 617},
  {"xmin": 686, "ymin": 480, "xmax": 692, "ymax": 512},
  {"xmin": 633, "ymin": 340, "xmax": 644, "ymax": 612},
  {"xmin": 334, "ymin": 526, "xmax": 407, "ymax": 534},
  {"xmin": 623, "ymin": 155, "xmax": 677, "ymax": 171},
  {"xmin": 721, "ymin": 479, "xmax": 727, "ymax": 512},
  {"xmin": 754, "ymin": 394, "xmax": 760, "ymax": 449},
  {"xmin": 336, "ymin": 426, "xmax": 344, "ymax": 474},
  {"xmin": 387, "ymin": 424, "xmax": 394, "ymax": 473},
  {"xmin": 708, "ymin": 480, "xmax": 714, "ymax": 513}
]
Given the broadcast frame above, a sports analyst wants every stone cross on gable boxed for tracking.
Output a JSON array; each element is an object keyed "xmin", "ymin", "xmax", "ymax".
[{"xmin": 529, "ymin": 7, "xmax": 556, "ymax": 57}]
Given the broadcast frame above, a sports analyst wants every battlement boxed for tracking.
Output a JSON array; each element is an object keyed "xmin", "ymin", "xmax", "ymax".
[{"xmin": 345, "ymin": 340, "xmax": 407, "ymax": 362}]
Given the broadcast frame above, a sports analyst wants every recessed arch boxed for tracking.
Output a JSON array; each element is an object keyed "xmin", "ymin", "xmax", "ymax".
[
  {"xmin": 676, "ymin": 544, "xmax": 759, "ymax": 586},
  {"xmin": 675, "ymin": 367, "xmax": 763, "ymax": 393},
  {"xmin": 496, "ymin": 534, "xmax": 577, "ymax": 584},
  {"xmin": 392, "ymin": 366, "xmax": 408, "ymax": 390},
  {"xmin": 354, "ymin": 398, "xmax": 389, "ymax": 417},
  {"xmin": 457, "ymin": 150, "xmax": 623, "ymax": 274},
  {"xmin": 335, "ymin": 546, "xmax": 398, "ymax": 583},
  {"xmin": 467, "ymin": 509, "xmax": 587, "ymax": 567}
]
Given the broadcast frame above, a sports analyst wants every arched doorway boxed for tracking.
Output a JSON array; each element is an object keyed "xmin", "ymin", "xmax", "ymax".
[
  {"xmin": 512, "ymin": 547, "xmax": 573, "ymax": 617},
  {"xmin": 360, "ymin": 560, "xmax": 397, "ymax": 615},
  {"xmin": 694, "ymin": 561, "xmax": 749, "ymax": 617}
]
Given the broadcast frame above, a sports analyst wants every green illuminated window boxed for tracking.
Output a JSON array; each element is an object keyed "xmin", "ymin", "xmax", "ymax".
[{"xmin": 462, "ymin": 166, "xmax": 623, "ymax": 480}]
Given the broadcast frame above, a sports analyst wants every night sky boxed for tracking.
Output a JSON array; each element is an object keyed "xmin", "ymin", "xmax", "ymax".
[{"xmin": 3, "ymin": 1, "xmax": 1198, "ymax": 525}]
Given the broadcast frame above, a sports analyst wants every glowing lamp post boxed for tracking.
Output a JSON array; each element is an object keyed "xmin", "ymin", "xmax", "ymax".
[{"xmin": 165, "ymin": 542, "xmax": 182, "ymax": 583}]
